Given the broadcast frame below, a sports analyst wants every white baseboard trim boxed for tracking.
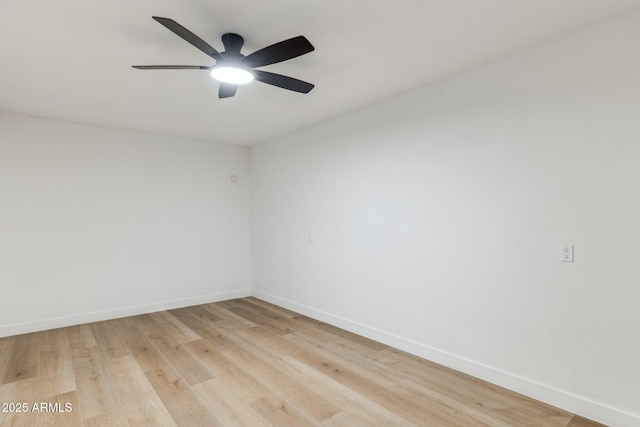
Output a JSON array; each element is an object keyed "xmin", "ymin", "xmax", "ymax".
[
  {"xmin": 252, "ymin": 290, "xmax": 640, "ymax": 427},
  {"xmin": 0, "ymin": 288, "xmax": 252, "ymax": 338}
]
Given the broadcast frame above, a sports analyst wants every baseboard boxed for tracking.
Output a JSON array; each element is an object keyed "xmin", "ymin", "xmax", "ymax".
[
  {"xmin": 252, "ymin": 290, "xmax": 640, "ymax": 427},
  {"xmin": 0, "ymin": 288, "xmax": 252, "ymax": 338}
]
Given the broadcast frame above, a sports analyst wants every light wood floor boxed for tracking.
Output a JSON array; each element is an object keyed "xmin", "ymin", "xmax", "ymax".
[{"xmin": 0, "ymin": 297, "xmax": 607, "ymax": 427}]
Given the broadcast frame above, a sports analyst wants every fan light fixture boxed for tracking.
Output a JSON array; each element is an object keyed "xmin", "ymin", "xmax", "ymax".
[
  {"xmin": 132, "ymin": 17, "xmax": 315, "ymax": 98},
  {"xmin": 210, "ymin": 67, "xmax": 254, "ymax": 84}
]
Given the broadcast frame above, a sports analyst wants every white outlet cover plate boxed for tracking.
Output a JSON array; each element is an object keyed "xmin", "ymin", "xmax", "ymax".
[{"xmin": 562, "ymin": 245, "xmax": 574, "ymax": 262}]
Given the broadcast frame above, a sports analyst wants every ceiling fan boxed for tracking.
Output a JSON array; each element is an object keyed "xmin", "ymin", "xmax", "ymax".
[{"xmin": 132, "ymin": 17, "xmax": 315, "ymax": 98}]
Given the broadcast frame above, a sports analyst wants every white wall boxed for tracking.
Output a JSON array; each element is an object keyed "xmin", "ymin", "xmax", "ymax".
[
  {"xmin": 0, "ymin": 112, "xmax": 251, "ymax": 336},
  {"xmin": 251, "ymin": 11, "xmax": 640, "ymax": 426}
]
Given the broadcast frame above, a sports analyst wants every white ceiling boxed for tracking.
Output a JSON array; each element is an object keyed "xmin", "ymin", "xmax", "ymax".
[{"xmin": 2, "ymin": 0, "xmax": 640, "ymax": 146}]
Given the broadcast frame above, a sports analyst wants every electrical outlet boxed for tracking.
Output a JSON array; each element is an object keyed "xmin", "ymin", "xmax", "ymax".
[{"xmin": 561, "ymin": 245, "xmax": 574, "ymax": 262}]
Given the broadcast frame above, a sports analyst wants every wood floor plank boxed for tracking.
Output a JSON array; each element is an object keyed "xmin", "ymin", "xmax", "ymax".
[
  {"xmin": 376, "ymin": 346, "xmax": 573, "ymax": 425},
  {"xmin": 230, "ymin": 324, "xmax": 463, "ymax": 426},
  {"xmin": 278, "ymin": 355, "xmax": 415, "ymax": 427},
  {"xmin": 83, "ymin": 412, "xmax": 131, "ymax": 427},
  {"xmin": 285, "ymin": 332, "xmax": 405, "ymax": 388},
  {"xmin": 41, "ymin": 328, "xmax": 71, "ymax": 353},
  {"xmin": 231, "ymin": 299, "xmax": 307, "ymax": 336},
  {"xmin": 232, "ymin": 298, "xmax": 292, "ymax": 322},
  {"xmin": 2, "ymin": 332, "xmax": 42, "ymax": 384},
  {"xmin": 224, "ymin": 345, "xmax": 341, "ymax": 422},
  {"xmin": 38, "ymin": 328, "xmax": 75, "ymax": 402},
  {"xmin": 238, "ymin": 301, "xmax": 388, "ymax": 367},
  {"xmin": 83, "ymin": 411, "xmax": 131, "ymax": 427},
  {"xmin": 391, "ymin": 378, "xmax": 516, "ymax": 427},
  {"xmin": 200, "ymin": 303, "xmax": 257, "ymax": 328},
  {"xmin": 103, "ymin": 355, "xmax": 177, "ymax": 427},
  {"xmin": 289, "ymin": 326, "xmax": 571, "ymax": 426},
  {"xmin": 176, "ymin": 305, "xmax": 221, "ymax": 323},
  {"xmin": 68, "ymin": 325, "xmax": 97, "ymax": 352},
  {"xmin": 71, "ymin": 346, "xmax": 120, "ymax": 421},
  {"xmin": 250, "ymin": 394, "xmax": 318, "ymax": 427},
  {"xmin": 35, "ymin": 390, "xmax": 81, "ymax": 427},
  {"xmin": 193, "ymin": 378, "xmax": 272, "ymax": 427},
  {"xmin": 244, "ymin": 297, "xmax": 300, "ymax": 318},
  {"xmin": 566, "ymin": 415, "xmax": 609, "ymax": 427},
  {"xmin": 0, "ymin": 378, "xmax": 39, "ymax": 427},
  {"xmin": 146, "ymin": 333, "xmax": 213, "ymax": 385},
  {"xmin": 91, "ymin": 320, "xmax": 130, "ymax": 360},
  {"xmin": 144, "ymin": 364, "xmax": 223, "ymax": 427},
  {"xmin": 212, "ymin": 299, "xmax": 241, "ymax": 309},
  {"xmin": 125, "ymin": 314, "xmax": 164, "ymax": 336},
  {"xmin": 294, "ymin": 314, "xmax": 389, "ymax": 351},
  {"xmin": 167, "ymin": 308, "xmax": 241, "ymax": 352},
  {"xmin": 225, "ymin": 318, "xmax": 510, "ymax": 425},
  {"xmin": 405, "ymin": 372, "xmax": 570, "ymax": 427},
  {"xmin": 147, "ymin": 311, "xmax": 201, "ymax": 343},
  {"xmin": 183, "ymin": 339, "xmax": 271, "ymax": 401},
  {"xmin": 212, "ymin": 325, "xmax": 292, "ymax": 363},
  {"xmin": 321, "ymin": 411, "xmax": 374, "ymax": 427},
  {"xmin": 0, "ymin": 336, "xmax": 15, "ymax": 381},
  {"xmin": 228, "ymin": 306, "xmax": 294, "ymax": 335},
  {"xmin": 116, "ymin": 320, "xmax": 167, "ymax": 373},
  {"xmin": 281, "ymin": 316, "xmax": 344, "ymax": 344},
  {"xmin": 223, "ymin": 324, "xmax": 293, "ymax": 359},
  {"xmin": 38, "ymin": 347, "xmax": 75, "ymax": 399}
]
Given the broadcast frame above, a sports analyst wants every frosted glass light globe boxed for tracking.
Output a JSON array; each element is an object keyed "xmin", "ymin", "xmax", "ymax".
[{"xmin": 210, "ymin": 67, "xmax": 254, "ymax": 84}]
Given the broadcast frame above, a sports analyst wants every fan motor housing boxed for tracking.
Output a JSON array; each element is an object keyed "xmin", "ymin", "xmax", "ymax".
[{"xmin": 221, "ymin": 33, "xmax": 245, "ymax": 58}]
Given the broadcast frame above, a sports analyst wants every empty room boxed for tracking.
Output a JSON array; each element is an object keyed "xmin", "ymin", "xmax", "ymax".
[{"xmin": 1, "ymin": 1, "xmax": 639, "ymax": 426}]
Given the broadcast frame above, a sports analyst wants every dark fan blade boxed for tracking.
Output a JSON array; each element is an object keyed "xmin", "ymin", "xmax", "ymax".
[
  {"xmin": 152, "ymin": 16, "xmax": 224, "ymax": 61},
  {"xmin": 219, "ymin": 83, "xmax": 237, "ymax": 98},
  {"xmin": 132, "ymin": 65, "xmax": 210, "ymax": 70},
  {"xmin": 241, "ymin": 36, "xmax": 314, "ymax": 68},
  {"xmin": 253, "ymin": 70, "xmax": 314, "ymax": 93}
]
